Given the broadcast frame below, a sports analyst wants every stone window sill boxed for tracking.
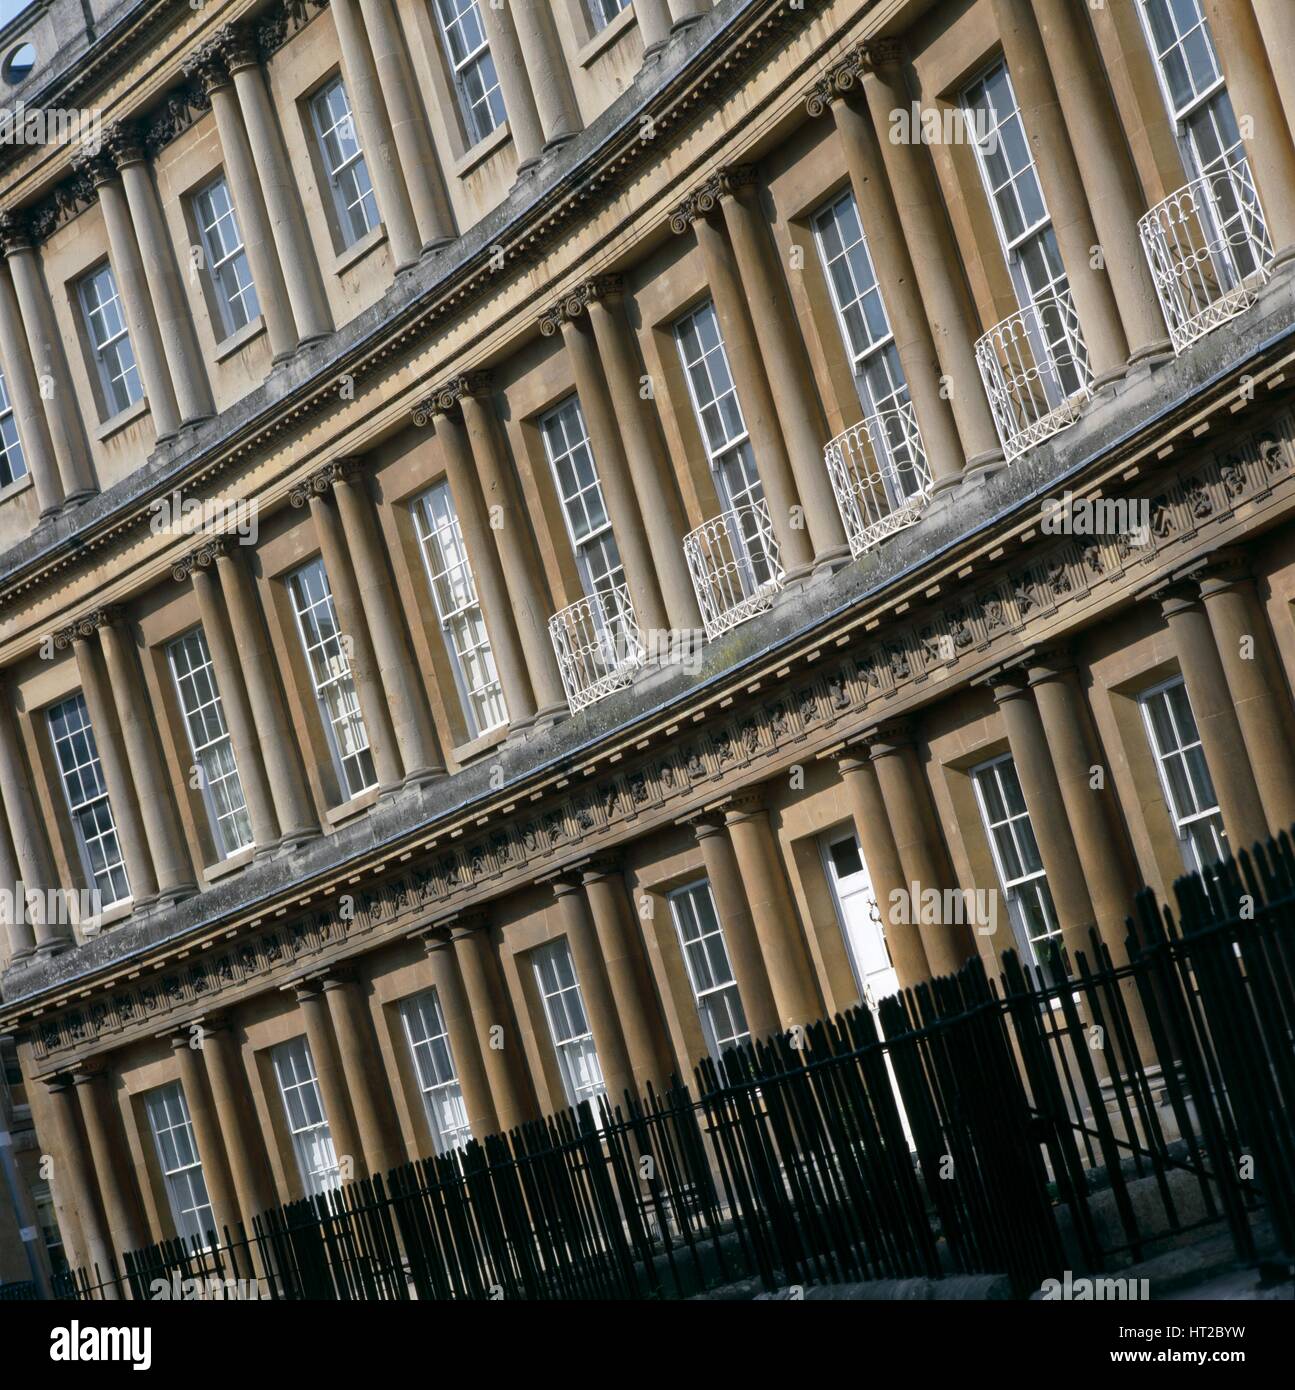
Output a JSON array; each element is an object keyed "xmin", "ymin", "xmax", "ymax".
[
  {"xmin": 325, "ymin": 785, "xmax": 381, "ymax": 827},
  {"xmin": 0, "ymin": 471, "xmax": 33, "ymax": 507},
  {"xmin": 94, "ymin": 396, "xmax": 149, "ymax": 443},
  {"xmin": 203, "ymin": 845, "xmax": 255, "ymax": 885},
  {"xmin": 451, "ymin": 723, "xmax": 510, "ymax": 766},
  {"xmin": 79, "ymin": 897, "xmax": 135, "ymax": 938},
  {"xmin": 577, "ymin": 6, "xmax": 637, "ymax": 67},
  {"xmin": 452, "ymin": 121, "xmax": 512, "ymax": 179},
  {"xmin": 332, "ymin": 224, "xmax": 388, "ymax": 277},
  {"xmin": 213, "ymin": 315, "xmax": 267, "ymax": 363}
]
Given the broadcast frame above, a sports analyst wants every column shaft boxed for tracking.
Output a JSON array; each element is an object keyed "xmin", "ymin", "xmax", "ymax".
[
  {"xmin": 636, "ymin": 0, "xmax": 672, "ymax": 51},
  {"xmin": 171, "ymin": 1033, "xmax": 239, "ymax": 1238},
  {"xmin": 422, "ymin": 937, "xmax": 499, "ymax": 1139},
  {"xmin": 75, "ymin": 1070, "xmax": 148, "ymax": 1257},
  {"xmin": 0, "ymin": 801, "xmax": 34, "ymax": 960},
  {"xmin": 1251, "ymin": 0, "xmax": 1295, "ymax": 152},
  {"xmin": 0, "ymin": 693, "xmax": 61, "ymax": 952},
  {"xmin": 46, "ymin": 1079, "xmax": 115, "ymax": 1289},
  {"xmin": 201, "ymin": 1021, "xmax": 278, "ymax": 1221},
  {"xmin": 323, "ymin": 976, "xmax": 407, "ymax": 1177},
  {"xmin": 0, "ymin": 265, "xmax": 61, "ymax": 513},
  {"xmin": 667, "ymin": 0, "xmax": 711, "ymax": 25},
  {"xmin": 451, "ymin": 924, "xmax": 535, "ymax": 1131},
  {"xmin": 509, "ymin": 2, "xmax": 582, "ymax": 147},
  {"xmin": 296, "ymin": 985, "xmax": 365, "ymax": 1179},
  {"xmin": 476, "ymin": 0, "xmax": 543, "ymax": 168}
]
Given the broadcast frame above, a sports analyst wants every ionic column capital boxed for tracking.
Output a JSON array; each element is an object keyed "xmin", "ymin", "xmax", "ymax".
[
  {"xmin": 52, "ymin": 605, "xmax": 126, "ymax": 649},
  {"xmin": 412, "ymin": 370, "xmax": 496, "ymax": 426},
  {"xmin": 171, "ymin": 531, "xmax": 239, "ymax": 582},
  {"xmin": 859, "ymin": 37, "xmax": 904, "ymax": 70},
  {"xmin": 804, "ymin": 47, "xmax": 868, "ymax": 116},
  {"xmin": 668, "ymin": 165, "xmax": 758, "ymax": 234},
  {"xmin": 537, "ymin": 275, "xmax": 625, "ymax": 336},
  {"xmin": 288, "ymin": 457, "xmax": 365, "ymax": 507}
]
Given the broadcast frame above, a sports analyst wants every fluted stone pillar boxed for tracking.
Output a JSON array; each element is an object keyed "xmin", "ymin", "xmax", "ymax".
[
  {"xmin": 860, "ymin": 41, "xmax": 1002, "ymax": 470},
  {"xmin": 0, "ymin": 265, "xmax": 61, "ymax": 514},
  {"xmin": 186, "ymin": 43, "xmax": 298, "ymax": 360},
  {"xmin": 330, "ymin": 0, "xmax": 421, "ymax": 269},
  {"xmin": 76, "ymin": 155, "xmax": 180, "ymax": 438},
  {"xmin": 1251, "ymin": 0, "xmax": 1295, "ymax": 154},
  {"xmin": 0, "ymin": 218, "xmax": 97, "ymax": 502},
  {"xmin": 717, "ymin": 170, "xmax": 850, "ymax": 566},
  {"xmin": 687, "ymin": 813, "xmax": 779, "ymax": 1039},
  {"xmin": 1151, "ymin": 581, "xmax": 1270, "ymax": 855},
  {"xmin": 0, "ymin": 692, "xmax": 63, "ymax": 953},
  {"xmin": 450, "ymin": 918, "xmax": 535, "ymax": 1131},
  {"xmin": 97, "ymin": 613, "xmax": 195, "ymax": 902},
  {"xmin": 331, "ymin": 462, "xmax": 444, "ymax": 783},
  {"xmin": 584, "ymin": 286, "xmax": 701, "ymax": 630},
  {"xmin": 676, "ymin": 203, "xmax": 814, "ymax": 575},
  {"xmin": 430, "ymin": 396, "xmax": 536, "ymax": 727},
  {"xmin": 837, "ymin": 750, "xmax": 931, "ymax": 988},
  {"xmin": 476, "ymin": 0, "xmax": 544, "ymax": 169},
  {"xmin": 510, "ymin": 2, "xmax": 581, "ymax": 148},
  {"xmin": 552, "ymin": 876, "xmax": 635, "ymax": 1104},
  {"xmin": 1029, "ymin": 0, "xmax": 1170, "ymax": 364},
  {"xmin": 45, "ymin": 1076, "xmax": 115, "ymax": 1291},
  {"xmin": 1187, "ymin": 551, "xmax": 1295, "ymax": 836},
  {"xmin": 866, "ymin": 723, "xmax": 974, "ymax": 976},
  {"xmin": 60, "ymin": 621, "xmax": 157, "ymax": 908},
  {"xmin": 228, "ymin": 49, "xmax": 333, "ymax": 342},
  {"xmin": 294, "ymin": 980, "xmax": 364, "ymax": 1180},
  {"xmin": 186, "ymin": 554, "xmax": 280, "ymax": 850},
  {"xmin": 213, "ymin": 547, "xmax": 319, "ymax": 843},
  {"xmin": 458, "ymin": 377, "xmax": 567, "ymax": 720},
  {"xmin": 74, "ymin": 1066, "xmax": 148, "ymax": 1258},
  {"xmin": 322, "ymin": 972, "xmax": 406, "ymax": 1177},
  {"xmin": 722, "ymin": 794, "xmax": 821, "ymax": 1030},
  {"xmin": 200, "ymin": 1017, "xmax": 278, "ymax": 1221},
  {"xmin": 302, "ymin": 479, "xmax": 404, "ymax": 791},
  {"xmin": 106, "ymin": 123, "xmax": 214, "ymax": 422},
  {"xmin": 417, "ymin": 930, "xmax": 499, "ymax": 1139},
  {"xmin": 993, "ymin": 0, "xmax": 1128, "ymax": 382},
  {"xmin": 810, "ymin": 72, "xmax": 966, "ymax": 488},
  {"xmin": 635, "ymin": 0, "xmax": 672, "ymax": 52},
  {"xmin": 1201, "ymin": 0, "xmax": 1295, "ymax": 262},
  {"xmin": 545, "ymin": 303, "xmax": 667, "ymax": 633},
  {"xmin": 169, "ymin": 1030, "xmax": 239, "ymax": 1238},
  {"xmin": 582, "ymin": 860, "xmax": 672, "ymax": 1092}
]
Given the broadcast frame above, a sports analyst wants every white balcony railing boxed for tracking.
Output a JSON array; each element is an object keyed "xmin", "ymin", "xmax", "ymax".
[
  {"xmin": 548, "ymin": 583, "xmax": 645, "ymax": 713},
  {"xmin": 975, "ymin": 287, "xmax": 1092, "ymax": 463},
  {"xmin": 1138, "ymin": 159, "xmax": 1273, "ymax": 355},
  {"xmin": 683, "ymin": 499, "xmax": 784, "ymax": 641},
  {"xmin": 824, "ymin": 402, "xmax": 932, "ymax": 560}
]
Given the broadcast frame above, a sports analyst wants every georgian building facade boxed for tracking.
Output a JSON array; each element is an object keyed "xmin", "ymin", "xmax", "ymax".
[{"xmin": 1, "ymin": 0, "xmax": 1295, "ymax": 1280}]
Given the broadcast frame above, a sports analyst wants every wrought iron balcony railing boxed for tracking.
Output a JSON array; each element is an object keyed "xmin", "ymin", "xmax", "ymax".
[
  {"xmin": 683, "ymin": 499, "xmax": 784, "ymax": 641},
  {"xmin": 975, "ymin": 287, "xmax": 1092, "ymax": 463},
  {"xmin": 548, "ymin": 583, "xmax": 645, "ymax": 713},
  {"xmin": 824, "ymin": 402, "xmax": 932, "ymax": 560},
  {"xmin": 1138, "ymin": 158, "xmax": 1274, "ymax": 355}
]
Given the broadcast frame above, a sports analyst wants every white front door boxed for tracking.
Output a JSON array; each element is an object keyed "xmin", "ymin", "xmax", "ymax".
[{"xmin": 820, "ymin": 830, "xmax": 898, "ymax": 1009}]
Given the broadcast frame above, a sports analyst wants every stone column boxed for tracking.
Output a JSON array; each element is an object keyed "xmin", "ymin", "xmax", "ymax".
[
  {"xmin": 294, "ymin": 980, "xmax": 364, "ymax": 1180},
  {"xmin": 227, "ymin": 48, "xmax": 333, "ymax": 342},
  {"xmin": 75, "ymin": 152, "xmax": 181, "ymax": 439},
  {"xmin": 186, "ymin": 39, "xmax": 299, "ymax": 360},
  {"xmin": 1187, "ymin": 551, "xmax": 1295, "ymax": 837},
  {"xmin": 986, "ymin": 668, "xmax": 1098, "ymax": 968},
  {"xmin": 866, "ymin": 723, "xmax": 975, "ymax": 976},
  {"xmin": 0, "ymin": 799, "xmax": 34, "ymax": 962},
  {"xmin": 45, "ymin": 1076, "xmax": 115, "ymax": 1290},
  {"xmin": 458, "ymin": 375, "xmax": 567, "ymax": 721},
  {"xmin": 322, "ymin": 971, "xmax": 407, "ymax": 1177},
  {"xmin": 0, "ymin": 691, "xmax": 63, "ymax": 954},
  {"xmin": 58, "ymin": 618, "xmax": 158, "ymax": 908},
  {"xmin": 809, "ymin": 70, "xmax": 966, "ymax": 489},
  {"xmin": 722, "ymin": 793, "xmax": 822, "ymax": 1030},
  {"xmin": 836, "ymin": 749, "xmax": 931, "ymax": 988},
  {"xmin": 449, "ymin": 917, "xmax": 535, "ymax": 1131},
  {"xmin": 716, "ymin": 170, "xmax": 850, "ymax": 566},
  {"xmin": 1151, "ymin": 581, "xmax": 1270, "ymax": 855},
  {"xmin": 636, "ymin": 0, "xmax": 672, "ymax": 52},
  {"xmin": 666, "ymin": 0, "xmax": 710, "ymax": 26},
  {"xmin": 859, "ymin": 40, "xmax": 1002, "ymax": 470},
  {"xmin": 1201, "ymin": 0, "xmax": 1295, "ymax": 262},
  {"xmin": 330, "ymin": 461, "xmax": 444, "ymax": 783},
  {"xmin": 169, "ymin": 1029, "xmax": 239, "ymax": 1238},
  {"xmin": 184, "ymin": 550, "xmax": 280, "ymax": 851},
  {"xmin": 992, "ymin": 0, "xmax": 1129, "ymax": 382},
  {"xmin": 686, "ymin": 813, "xmax": 779, "ymax": 1039},
  {"xmin": 428, "ymin": 395, "xmax": 536, "ymax": 727},
  {"xmin": 329, "ymin": 0, "xmax": 422, "ymax": 269},
  {"xmin": 1029, "ymin": 0, "xmax": 1170, "ymax": 364},
  {"xmin": 581, "ymin": 859, "xmax": 672, "ymax": 1093},
  {"xmin": 105, "ymin": 122, "xmax": 214, "ymax": 422},
  {"xmin": 0, "ymin": 264, "xmax": 61, "ymax": 514},
  {"xmin": 583, "ymin": 284, "xmax": 701, "ymax": 631},
  {"xmin": 551, "ymin": 875, "xmax": 635, "ymax": 1104},
  {"xmin": 476, "ymin": 0, "xmax": 544, "ymax": 169},
  {"xmin": 199, "ymin": 1017, "xmax": 278, "ymax": 1221},
  {"xmin": 73, "ymin": 1065, "xmax": 148, "ymax": 1258},
  {"xmin": 298, "ymin": 472, "xmax": 404, "ymax": 791},
  {"xmin": 417, "ymin": 929, "xmax": 499, "ymax": 1139},
  {"xmin": 96, "ymin": 612, "xmax": 195, "ymax": 903},
  {"xmin": 1251, "ymin": 0, "xmax": 1295, "ymax": 154},
  {"xmin": 543, "ymin": 298, "xmax": 668, "ymax": 633},
  {"xmin": 672, "ymin": 199, "xmax": 815, "ymax": 575},
  {"xmin": 509, "ymin": 2, "xmax": 582, "ymax": 149},
  {"xmin": 213, "ymin": 547, "xmax": 319, "ymax": 843},
  {"xmin": 0, "ymin": 217, "xmax": 97, "ymax": 502}
]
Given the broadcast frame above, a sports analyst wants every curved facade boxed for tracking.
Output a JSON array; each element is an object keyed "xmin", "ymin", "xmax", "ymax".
[{"xmin": 1, "ymin": 0, "xmax": 1295, "ymax": 1283}]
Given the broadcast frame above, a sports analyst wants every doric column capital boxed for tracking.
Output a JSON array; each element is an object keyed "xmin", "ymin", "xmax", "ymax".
[
  {"xmin": 412, "ymin": 370, "xmax": 495, "ymax": 426},
  {"xmin": 538, "ymin": 275, "xmax": 625, "ymax": 336},
  {"xmin": 103, "ymin": 121, "xmax": 148, "ymax": 170},
  {"xmin": 720, "ymin": 788, "xmax": 767, "ymax": 825},
  {"xmin": 171, "ymin": 531, "xmax": 238, "ymax": 582},
  {"xmin": 0, "ymin": 207, "xmax": 34, "ymax": 254},
  {"xmin": 1172, "ymin": 546, "xmax": 1252, "ymax": 597},
  {"xmin": 435, "ymin": 906, "xmax": 492, "ymax": 944},
  {"xmin": 1136, "ymin": 573, "xmax": 1200, "ymax": 619},
  {"xmin": 668, "ymin": 166, "xmax": 758, "ymax": 233},
  {"xmin": 1022, "ymin": 643, "xmax": 1077, "ymax": 687},
  {"xmin": 318, "ymin": 965, "xmax": 359, "ymax": 992},
  {"xmin": 290, "ymin": 977, "xmax": 325, "ymax": 1004},
  {"xmin": 580, "ymin": 854, "xmax": 624, "ymax": 885},
  {"xmin": 288, "ymin": 457, "xmax": 364, "ymax": 507},
  {"xmin": 860, "ymin": 719, "xmax": 914, "ymax": 759},
  {"xmin": 804, "ymin": 47, "xmax": 868, "ymax": 116},
  {"xmin": 53, "ymin": 605, "xmax": 126, "ymax": 649},
  {"xmin": 408, "ymin": 923, "xmax": 453, "ymax": 955}
]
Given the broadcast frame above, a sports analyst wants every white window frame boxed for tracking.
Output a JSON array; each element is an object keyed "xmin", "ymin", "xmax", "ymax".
[
  {"xmin": 413, "ymin": 482, "xmax": 507, "ymax": 740},
  {"xmin": 309, "ymin": 77, "xmax": 379, "ymax": 248},
  {"xmin": 48, "ymin": 692, "xmax": 130, "ymax": 908},
  {"xmin": 77, "ymin": 263, "xmax": 141, "ymax": 416},
  {"xmin": 400, "ymin": 989, "xmax": 472, "ymax": 1155},
  {"xmin": 531, "ymin": 938, "xmax": 607, "ymax": 1114},
  {"xmin": 431, "ymin": 0, "xmax": 506, "ymax": 145},
  {"xmin": 0, "ymin": 366, "xmax": 28, "ymax": 488},
  {"xmin": 192, "ymin": 174, "xmax": 259, "ymax": 339},
  {"xmin": 272, "ymin": 1036, "xmax": 342, "ymax": 1199},
  {"xmin": 668, "ymin": 879, "xmax": 750, "ymax": 1059},
  {"xmin": 1139, "ymin": 675, "xmax": 1228, "ymax": 874},
  {"xmin": 587, "ymin": 0, "xmax": 631, "ymax": 31},
  {"xmin": 540, "ymin": 394, "xmax": 625, "ymax": 602},
  {"xmin": 144, "ymin": 1081, "xmax": 216, "ymax": 1247},
  {"xmin": 168, "ymin": 628, "xmax": 253, "ymax": 859}
]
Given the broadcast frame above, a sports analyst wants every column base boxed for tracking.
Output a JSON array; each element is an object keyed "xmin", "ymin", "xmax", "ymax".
[
  {"xmin": 541, "ymin": 133, "xmax": 579, "ymax": 156},
  {"xmin": 403, "ymin": 766, "xmax": 447, "ymax": 788},
  {"xmin": 155, "ymin": 883, "xmax": 198, "ymax": 908},
  {"xmin": 1092, "ymin": 364, "xmax": 1127, "ymax": 393},
  {"xmin": 274, "ymin": 829, "xmax": 319, "ymax": 855},
  {"xmin": 421, "ymin": 237, "xmax": 455, "ymax": 258},
  {"xmin": 33, "ymin": 937, "xmax": 72, "ymax": 959},
  {"xmin": 62, "ymin": 487, "xmax": 99, "ymax": 507},
  {"xmin": 1269, "ymin": 242, "xmax": 1295, "ymax": 272},
  {"xmin": 811, "ymin": 543, "xmax": 854, "ymax": 578},
  {"xmin": 929, "ymin": 468, "xmax": 963, "ymax": 497},
  {"xmin": 529, "ymin": 701, "xmax": 569, "ymax": 732},
  {"xmin": 1125, "ymin": 338, "xmax": 1174, "ymax": 370}
]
